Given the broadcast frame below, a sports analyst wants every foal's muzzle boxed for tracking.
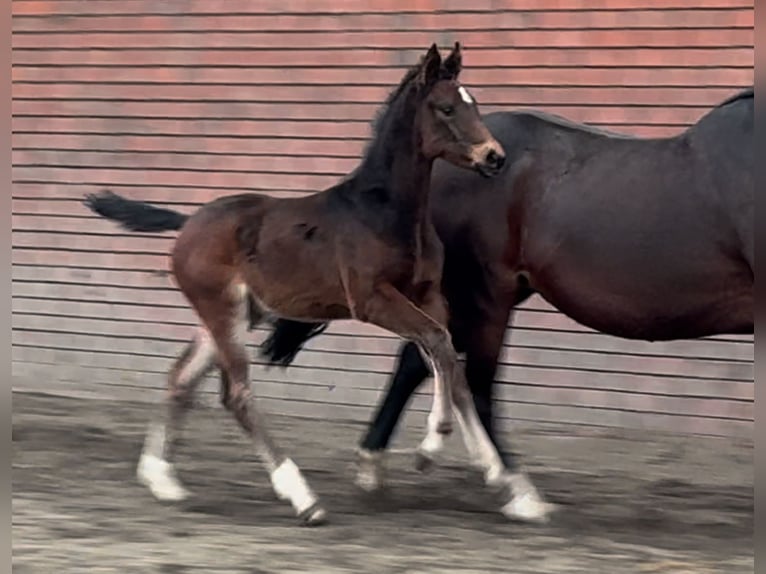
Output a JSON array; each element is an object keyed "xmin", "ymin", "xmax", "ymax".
[
  {"xmin": 467, "ymin": 137, "xmax": 506, "ymax": 177},
  {"xmin": 474, "ymin": 146, "xmax": 506, "ymax": 177}
]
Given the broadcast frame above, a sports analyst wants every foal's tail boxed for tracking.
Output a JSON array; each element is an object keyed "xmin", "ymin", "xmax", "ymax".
[
  {"xmin": 259, "ymin": 318, "xmax": 329, "ymax": 367},
  {"xmin": 83, "ymin": 190, "xmax": 189, "ymax": 233}
]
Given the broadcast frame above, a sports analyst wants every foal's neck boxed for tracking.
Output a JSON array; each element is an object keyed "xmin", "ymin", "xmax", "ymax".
[{"xmin": 361, "ymin": 92, "xmax": 434, "ymax": 226}]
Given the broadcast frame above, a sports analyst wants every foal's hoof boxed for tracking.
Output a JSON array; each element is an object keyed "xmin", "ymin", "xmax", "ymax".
[
  {"xmin": 136, "ymin": 454, "xmax": 191, "ymax": 502},
  {"xmin": 414, "ymin": 449, "xmax": 436, "ymax": 473},
  {"xmin": 299, "ymin": 503, "xmax": 328, "ymax": 526},
  {"xmin": 502, "ymin": 496, "xmax": 557, "ymax": 524}
]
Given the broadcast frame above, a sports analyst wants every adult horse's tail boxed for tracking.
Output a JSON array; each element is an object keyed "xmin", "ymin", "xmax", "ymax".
[
  {"xmin": 260, "ymin": 319, "xmax": 329, "ymax": 367},
  {"xmin": 83, "ymin": 190, "xmax": 188, "ymax": 232}
]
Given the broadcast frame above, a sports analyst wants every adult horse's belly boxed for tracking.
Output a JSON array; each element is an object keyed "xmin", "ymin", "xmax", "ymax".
[{"xmin": 520, "ymin": 204, "xmax": 753, "ymax": 341}]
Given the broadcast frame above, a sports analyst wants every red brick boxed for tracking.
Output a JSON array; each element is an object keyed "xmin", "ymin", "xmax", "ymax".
[
  {"xmin": 11, "ymin": 64, "xmax": 754, "ymax": 88},
  {"xmin": 11, "ymin": 28, "xmax": 754, "ymax": 50},
  {"xmin": 11, "ymin": 0, "xmax": 754, "ymax": 17},
  {"xmin": 12, "ymin": 149, "xmax": 360, "ymax": 175},
  {"xmin": 10, "ymin": 0, "xmax": 754, "ymax": 435},
  {"xmin": 12, "ymin": 46, "xmax": 753, "ymax": 68},
  {"xmin": 11, "ymin": 83, "xmax": 743, "ymax": 107},
  {"xmin": 12, "ymin": 165, "xmax": 340, "ymax": 193},
  {"xmin": 12, "ymin": 10, "xmax": 755, "ymax": 33}
]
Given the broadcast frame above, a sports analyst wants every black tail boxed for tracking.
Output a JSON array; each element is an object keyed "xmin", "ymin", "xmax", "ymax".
[
  {"xmin": 83, "ymin": 190, "xmax": 189, "ymax": 233},
  {"xmin": 259, "ymin": 318, "xmax": 329, "ymax": 367}
]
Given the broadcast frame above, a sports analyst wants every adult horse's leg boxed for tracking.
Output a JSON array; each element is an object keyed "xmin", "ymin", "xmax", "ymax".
[
  {"xmin": 458, "ymin": 286, "xmax": 533, "ymax": 473},
  {"xmin": 137, "ymin": 327, "xmax": 217, "ymax": 501},
  {"xmin": 361, "ymin": 284, "xmax": 552, "ymax": 522},
  {"xmin": 202, "ymin": 286, "xmax": 326, "ymax": 525},
  {"xmin": 460, "ymin": 306, "xmax": 519, "ymax": 473},
  {"xmin": 355, "ymin": 341, "xmax": 430, "ymax": 490}
]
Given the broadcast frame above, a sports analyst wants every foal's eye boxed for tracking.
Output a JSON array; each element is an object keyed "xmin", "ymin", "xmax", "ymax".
[{"xmin": 440, "ymin": 106, "xmax": 455, "ymax": 117}]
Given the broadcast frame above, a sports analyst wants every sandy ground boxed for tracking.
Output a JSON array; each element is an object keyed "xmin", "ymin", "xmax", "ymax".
[{"xmin": 12, "ymin": 392, "xmax": 753, "ymax": 574}]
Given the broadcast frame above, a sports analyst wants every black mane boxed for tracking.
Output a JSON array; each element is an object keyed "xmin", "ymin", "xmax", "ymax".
[{"xmin": 358, "ymin": 63, "xmax": 423, "ymax": 169}]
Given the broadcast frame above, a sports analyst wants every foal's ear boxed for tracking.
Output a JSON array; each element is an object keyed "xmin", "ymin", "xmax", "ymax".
[
  {"xmin": 443, "ymin": 41, "xmax": 462, "ymax": 79},
  {"xmin": 417, "ymin": 43, "xmax": 442, "ymax": 88}
]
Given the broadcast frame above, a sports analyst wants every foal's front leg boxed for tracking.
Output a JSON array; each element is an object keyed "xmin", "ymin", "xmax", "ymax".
[{"xmin": 362, "ymin": 284, "xmax": 553, "ymax": 522}]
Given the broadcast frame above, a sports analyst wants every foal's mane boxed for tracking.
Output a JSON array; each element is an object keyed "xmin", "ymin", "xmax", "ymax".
[{"xmin": 359, "ymin": 61, "xmax": 424, "ymax": 166}]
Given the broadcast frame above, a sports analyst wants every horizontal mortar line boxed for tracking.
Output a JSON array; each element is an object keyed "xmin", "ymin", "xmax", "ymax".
[
  {"xmin": 10, "ymin": 7, "xmax": 754, "ymax": 15},
  {"xmin": 11, "ymin": 64, "xmax": 755, "ymax": 71},
  {"xmin": 9, "ymin": 99, "xmax": 725, "ymax": 107},
  {"xmin": 12, "ymin": 246, "xmax": 175, "ymax": 257},
  {"xmin": 12, "ymin": 183, "xmax": 310, "ymax": 192},
  {"xmin": 12, "ymin": 82, "xmax": 748, "ymax": 90},
  {"xmin": 10, "ymin": 323, "xmax": 752, "ymax": 365},
  {"xmin": 3, "ymin": 129, "xmax": 691, "ymax": 140},
  {"xmin": 11, "ymin": 148, "xmax": 364, "ymax": 159},
  {"xmin": 11, "ymin": 45, "xmax": 754, "ymax": 51},
  {"xmin": 12, "ymin": 163, "xmax": 349, "ymax": 176},
  {"xmin": 12, "ymin": 116, "xmax": 375, "ymax": 123},
  {"xmin": 12, "ymin": 131, "xmax": 369, "ymax": 140},
  {"xmin": 10, "ymin": 308, "xmax": 749, "ymax": 344},
  {"xmin": 12, "ymin": 25, "xmax": 754, "ymax": 34},
  {"xmin": 10, "ymin": 341, "xmax": 751, "ymax": 384}
]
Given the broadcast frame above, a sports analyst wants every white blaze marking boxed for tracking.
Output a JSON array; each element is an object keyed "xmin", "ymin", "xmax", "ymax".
[{"xmin": 458, "ymin": 86, "xmax": 474, "ymax": 104}]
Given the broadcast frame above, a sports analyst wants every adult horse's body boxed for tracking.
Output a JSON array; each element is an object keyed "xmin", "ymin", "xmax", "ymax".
[
  {"xmin": 84, "ymin": 43, "xmax": 554, "ymax": 525},
  {"xmin": 263, "ymin": 87, "xmax": 754, "ymax": 489}
]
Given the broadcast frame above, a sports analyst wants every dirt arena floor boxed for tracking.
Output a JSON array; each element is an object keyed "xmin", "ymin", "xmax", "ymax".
[{"xmin": 12, "ymin": 392, "xmax": 753, "ymax": 574}]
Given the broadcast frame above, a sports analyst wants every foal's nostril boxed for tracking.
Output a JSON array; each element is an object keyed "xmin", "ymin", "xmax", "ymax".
[{"xmin": 485, "ymin": 150, "xmax": 505, "ymax": 170}]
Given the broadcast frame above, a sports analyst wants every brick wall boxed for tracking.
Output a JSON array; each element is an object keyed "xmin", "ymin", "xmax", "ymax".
[{"xmin": 11, "ymin": 0, "xmax": 754, "ymax": 438}]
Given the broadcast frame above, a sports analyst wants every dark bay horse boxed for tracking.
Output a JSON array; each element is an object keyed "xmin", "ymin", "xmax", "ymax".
[
  {"xmin": 84, "ymin": 44, "xmax": 554, "ymax": 525},
  {"xmin": 262, "ymin": 87, "xmax": 754, "ymax": 491}
]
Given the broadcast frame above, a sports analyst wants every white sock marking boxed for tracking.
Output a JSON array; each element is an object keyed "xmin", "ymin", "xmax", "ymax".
[
  {"xmin": 419, "ymin": 356, "xmax": 449, "ymax": 457},
  {"xmin": 270, "ymin": 458, "xmax": 318, "ymax": 514},
  {"xmin": 137, "ymin": 452, "xmax": 191, "ymax": 501},
  {"xmin": 136, "ymin": 424, "xmax": 191, "ymax": 501},
  {"xmin": 502, "ymin": 472, "xmax": 556, "ymax": 523}
]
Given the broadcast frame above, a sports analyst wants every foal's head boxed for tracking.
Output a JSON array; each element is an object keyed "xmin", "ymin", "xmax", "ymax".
[{"xmin": 414, "ymin": 43, "xmax": 505, "ymax": 177}]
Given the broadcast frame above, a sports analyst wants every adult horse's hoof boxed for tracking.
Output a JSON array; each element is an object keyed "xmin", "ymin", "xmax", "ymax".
[
  {"xmin": 299, "ymin": 503, "xmax": 328, "ymax": 526},
  {"xmin": 354, "ymin": 449, "xmax": 386, "ymax": 492}
]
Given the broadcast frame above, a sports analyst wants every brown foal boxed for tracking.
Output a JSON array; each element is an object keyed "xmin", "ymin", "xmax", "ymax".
[{"xmin": 84, "ymin": 43, "xmax": 552, "ymax": 525}]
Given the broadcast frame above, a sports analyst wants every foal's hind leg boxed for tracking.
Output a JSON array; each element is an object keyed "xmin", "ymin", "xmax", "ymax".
[
  {"xmin": 202, "ymin": 288, "xmax": 326, "ymax": 525},
  {"xmin": 137, "ymin": 327, "xmax": 216, "ymax": 501}
]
